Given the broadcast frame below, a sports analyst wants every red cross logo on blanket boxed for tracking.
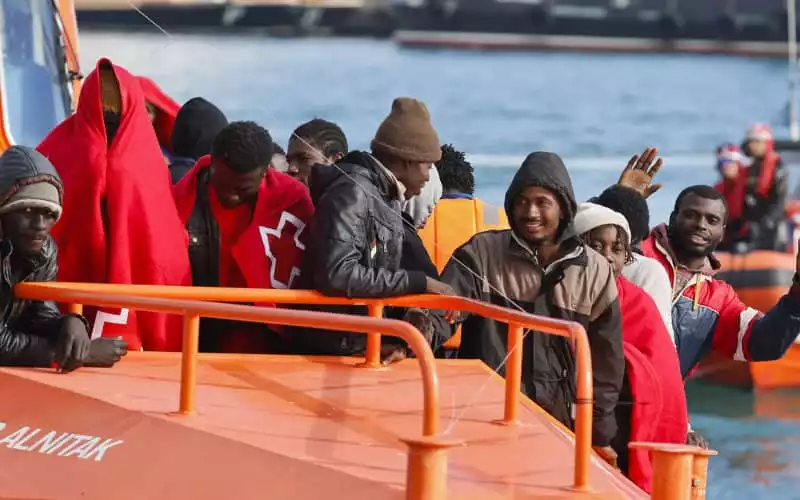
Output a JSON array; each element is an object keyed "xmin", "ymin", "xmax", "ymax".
[{"xmin": 258, "ymin": 211, "xmax": 307, "ymax": 289}]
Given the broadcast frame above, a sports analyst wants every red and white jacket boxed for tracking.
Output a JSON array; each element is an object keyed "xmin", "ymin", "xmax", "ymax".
[{"xmin": 641, "ymin": 224, "xmax": 800, "ymax": 377}]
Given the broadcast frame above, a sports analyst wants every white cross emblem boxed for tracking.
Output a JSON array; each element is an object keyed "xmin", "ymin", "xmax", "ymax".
[{"xmin": 258, "ymin": 211, "xmax": 307, "ymax": 289}]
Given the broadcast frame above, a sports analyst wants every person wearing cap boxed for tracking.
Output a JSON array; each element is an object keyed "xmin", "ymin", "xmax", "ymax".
[
  {"xmin": 0, "ymin": 146, "xmax": 127, "ymax": 369},
  {"xmin": 741, "ymin": 123, "xmax": 788, "ymax": 250},
  {"xmin": 439, "ymin": 152, "xmax": 624, "ymax": 465},
  {"xmin": 291, "ymin": 97, "xmax": 456, "ymax": 360},
  {"xmin": 572, "ymin": 202, "xmax": 687, "ymax": 492},
  {"xmin": 713, "ymin": 143, "xmax": 749, "ymax": 252}
]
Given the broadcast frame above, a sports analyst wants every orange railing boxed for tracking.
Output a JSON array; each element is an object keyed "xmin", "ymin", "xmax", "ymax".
[
  {"xmin": 16, "ymin": 287, "xmax": 439, "ymax": 435},
  {"xmin": 16, "ymin": 281, "xmax": 595, "ymax": 492}
]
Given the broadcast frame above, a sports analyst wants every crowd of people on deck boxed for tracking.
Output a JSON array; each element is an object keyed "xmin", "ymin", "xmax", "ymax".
[{"xmin": 2, "ymin": 57, "xmax": 800, "ymax": 493}]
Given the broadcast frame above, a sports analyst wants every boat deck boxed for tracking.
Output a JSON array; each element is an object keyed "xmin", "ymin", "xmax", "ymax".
[{"xmin": 0, "ymin": 353, "xmax": 643, "ymax": 499}]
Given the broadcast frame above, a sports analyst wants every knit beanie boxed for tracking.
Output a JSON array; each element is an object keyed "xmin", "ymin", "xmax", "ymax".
[
  {"xmin": 0, "ymin": 183, "xmax": 62, "ymax": 221},
  {"xmin": 572, "ymin": 202, "xmax": 631, "ymax": 246},
  {"xmin": 746, "ymin": 123, "xmax": 773, "ymax": 142},
  {"xmin": 371, "ymin": 97, "xmax": 442, "ymax": 163},
  {"xmin": 0, "ymin": 146, "xmax": 62, "ymax": 221}
]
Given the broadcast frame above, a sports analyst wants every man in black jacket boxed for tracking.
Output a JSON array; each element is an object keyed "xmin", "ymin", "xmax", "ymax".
[
  {"xmin": 441, "ymin": 152, "xmax": 624, "ymax": 462},
  {"xmin": 292, "ymin": 97, "xmax": 454, "ymax": 358},
  {"xmin": 0, "ymin": 146, "xmax": 127, "ymax": 370}
]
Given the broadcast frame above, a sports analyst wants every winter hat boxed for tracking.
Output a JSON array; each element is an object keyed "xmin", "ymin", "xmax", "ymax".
[
  {"xmin": 716, "ymin": 143, "xmax": 743, "ymax": 164},
  {"xmin": 371, "ymin": 97, "xmax": 442, "ymax": 163},
  {"xmin": 746, "ymin": 123, "xmax": 773, "ymax": 142},
  {"xmin": 572, "ymin": 202, "xmax": 631, "ymax": 246},
  {"xmin": 0, "ymin": 146, "xmax": 63, "ymax": 221},
  {"xmin": 403, "ymin": 165, "xmax": 443, "ymax": 228}
]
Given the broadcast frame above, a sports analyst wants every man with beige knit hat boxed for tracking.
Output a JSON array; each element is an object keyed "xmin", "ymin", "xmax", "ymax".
[
  {"xmin": 0, "ymin": 145, "xmax": 127, "ymax": 370},
  {"xmin": 291, "ymin": 97, "xmax": 455, "ymax": 359}
]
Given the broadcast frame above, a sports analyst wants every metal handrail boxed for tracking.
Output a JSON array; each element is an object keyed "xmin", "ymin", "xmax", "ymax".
[
  {"xmin": 15, "ymin": 287, "xmax": 439, "ymax": 436},
  {"xmin": 16, "ymin": 281, "xmax": 594, "ymax": 490}
]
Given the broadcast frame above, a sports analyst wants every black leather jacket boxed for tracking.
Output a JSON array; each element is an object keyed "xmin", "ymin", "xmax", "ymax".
[
  {"xmin": 0, "ymin": 237, "xmax": 67, "ymax": 366},
  {"xmin": 291, "ymin": 151, "xmax": 428, "ymax": 355}
]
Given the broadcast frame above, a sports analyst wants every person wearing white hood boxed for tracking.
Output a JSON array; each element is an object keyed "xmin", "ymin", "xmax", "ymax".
[
  {"xmin": 403, "ymin": 165, "xmax": 443, "ymax": 229},
  {"xmin": 391, "ymin": 166, "xmax": 450, "ymax": 356},
  {"xmin": 592, "ymin": 184, "xmax": 675, "ymax": 345}
]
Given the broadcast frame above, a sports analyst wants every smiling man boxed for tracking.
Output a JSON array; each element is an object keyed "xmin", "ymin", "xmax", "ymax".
[
  {"xmin": 441, "ymin": 152, "xmax": 624, "ymax": 464},
  {"xmin": 641, "ymin": 185, "xmax": 800, "ymax": 379}
]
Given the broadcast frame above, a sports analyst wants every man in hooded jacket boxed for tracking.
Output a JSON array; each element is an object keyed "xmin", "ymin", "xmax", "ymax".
[
  {"xmin": 0, "ymin": 145, "xmax": 127, "ymax": 370},
  {"xmin": 291, "ymin": 97, "xmax": 454, "ymax": 358},
  {"xmin": 440, "ymin": 152, "xmax": 624, "ymax": 460}
]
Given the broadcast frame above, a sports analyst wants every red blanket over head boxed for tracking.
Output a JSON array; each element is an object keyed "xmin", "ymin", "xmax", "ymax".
[
  {"xmin": 137, "ymin": 76, "xmax": 180, "ymax": 154},
  {"xmin": 37, "ymin": 58, "xmax": 191, "ymax": 351},
  {"xmin": 617, "ymin": 277, "xmax": 688, "ymax": 493},
  {"xmin": 173, "ymin": 155, "xmax": 314, "ymax": 300}
]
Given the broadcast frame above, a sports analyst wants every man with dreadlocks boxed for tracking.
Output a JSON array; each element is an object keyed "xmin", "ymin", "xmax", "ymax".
[
  {"xmin": 437, "ymin": 143, "xmax": 475, "ymax": 199},
  {"xmin": 440, "ymin": 151, "xmax": 624, "ymax": 465},
  {"xmin": 286, "ymin": 118, "xmax": 348, "ymax": 187},
  {"xmin": 419, "ymin": 144, "xmax": 509, "ymax": 271},
  {"xmin": 173, "ymin": 121, "xmax": 314, "ymax": 353}
]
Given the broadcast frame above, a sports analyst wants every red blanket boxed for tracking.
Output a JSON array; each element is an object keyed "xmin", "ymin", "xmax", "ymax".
[
  {"xmin": 37, "ymin": 58, "xmax": 191, "ymax": 351},
  {"xmin": 137, "ymin": 76, "xmax": 180, "ymax": 154},
  {"xmin": 617, "ymin": 277, "xmax": 688, "ymax": 493},
  {"xmin": 173, "ymin": 156, "xmax": 314, "ymax": 350}
]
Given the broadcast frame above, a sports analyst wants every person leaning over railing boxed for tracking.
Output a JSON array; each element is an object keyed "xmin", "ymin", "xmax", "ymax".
[
  {"xmin": 0, "ymin": 146, "xmax": 126, "ymax": 370},
  {"xmin": 289, "ymin": 97, "xmax": 456, "ymax": 362}
]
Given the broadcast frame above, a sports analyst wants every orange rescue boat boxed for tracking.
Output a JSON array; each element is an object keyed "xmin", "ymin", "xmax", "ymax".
[{"xmin": 0, "ymin": 281, "xmax": 715, "ymax": 499}]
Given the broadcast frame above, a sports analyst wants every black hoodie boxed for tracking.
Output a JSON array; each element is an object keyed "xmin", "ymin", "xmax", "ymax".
[
  {"xmin": 169, "ymin": 97, "xmax": 228, "ymax": 184},
  {"xmin": 290, "ymin": 151, "xmax": 429, "ymax": 356},
  {"xmin": 440, "ymin": 151, "xmax": 624, "ymax": 447}
]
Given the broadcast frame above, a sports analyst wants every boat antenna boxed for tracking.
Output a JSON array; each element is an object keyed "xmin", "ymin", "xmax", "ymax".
[{"xmin": 788, "ymin": 0, "xmax": 798, "ymax": 141}]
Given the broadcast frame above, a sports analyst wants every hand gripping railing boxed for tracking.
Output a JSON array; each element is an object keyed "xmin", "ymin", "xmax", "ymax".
[{"xmin": 16, "ymin": 282, "xmax": 594, "ymax": 492}]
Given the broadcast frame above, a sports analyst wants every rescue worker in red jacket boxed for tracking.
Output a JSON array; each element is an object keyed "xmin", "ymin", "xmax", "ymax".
[
  {"xmin": 740, "ymin": 123, "xmax": 789, "ymax": 250},
  {"xmin": 713, "ymin": 143, "xmax": 748, "ymax": 252}
]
